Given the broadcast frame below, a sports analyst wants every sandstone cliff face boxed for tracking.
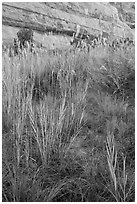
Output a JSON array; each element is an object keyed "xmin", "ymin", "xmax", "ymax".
[
  {"xmin": 2, "ymin": 2, "xmax": 135, "ymax": 49},
  {"xmin": 110, "ymin": 2, "xmax": 135, "ymax": 29}
]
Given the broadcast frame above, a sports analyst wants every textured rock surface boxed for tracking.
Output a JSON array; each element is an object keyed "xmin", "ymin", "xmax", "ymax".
[
  {"xmin": 2, "ymin": 2, "xmax": 135, "ymax": 49},
  {"xmin": 110, "ymin": 2, "xmax": 135, "ymax": 29}
]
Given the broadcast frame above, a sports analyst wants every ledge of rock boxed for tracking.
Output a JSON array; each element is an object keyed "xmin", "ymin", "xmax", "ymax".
[{"xmin": 2, "ymin": 2, "xmax": 135, "ymax": 49}]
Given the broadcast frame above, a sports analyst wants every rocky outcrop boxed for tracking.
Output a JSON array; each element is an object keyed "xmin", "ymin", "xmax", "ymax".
[
  {"xmin": 110, "ymin": 2, "xmax": 135, "ymax": 29},
  {"xmin": 2, "ymin": 2, "xmax": 135, "ymax": 49}
]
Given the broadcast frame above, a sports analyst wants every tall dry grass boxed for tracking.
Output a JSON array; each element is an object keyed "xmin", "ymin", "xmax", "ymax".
[{"xmin": 2, "ymin": 44, "xmax": 135, "ymax": 201}]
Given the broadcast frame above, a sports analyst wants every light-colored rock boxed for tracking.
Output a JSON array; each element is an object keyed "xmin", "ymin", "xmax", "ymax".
[{"xmin": 2, "ymin": 2, "xmax": 134, "ymax": 49}]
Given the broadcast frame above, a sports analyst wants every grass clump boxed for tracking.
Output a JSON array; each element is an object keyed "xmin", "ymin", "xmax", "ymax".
[{"xmin": 2, "ymin": 43, "xmax": 135, "ymax": 202}]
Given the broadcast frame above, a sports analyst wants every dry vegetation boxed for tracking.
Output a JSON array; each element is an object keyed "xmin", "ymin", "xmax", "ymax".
[{"xmin": 2, "ymin": 43, "xmax": 135, "ymax": 202}]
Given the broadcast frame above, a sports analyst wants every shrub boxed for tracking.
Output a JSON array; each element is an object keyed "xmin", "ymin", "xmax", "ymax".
[{"xmin": 17, "ymin": 28, "xmax": 34, "ymax": 49}]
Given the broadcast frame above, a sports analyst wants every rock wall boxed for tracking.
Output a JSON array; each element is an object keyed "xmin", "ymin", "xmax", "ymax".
[
  {"xmin": 110, "ymin": 2, "xmax": 135, "ymax": 29},
  {"xmin": 2, "ymin": 2, "xmax": 135, "ymax": 49}
]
